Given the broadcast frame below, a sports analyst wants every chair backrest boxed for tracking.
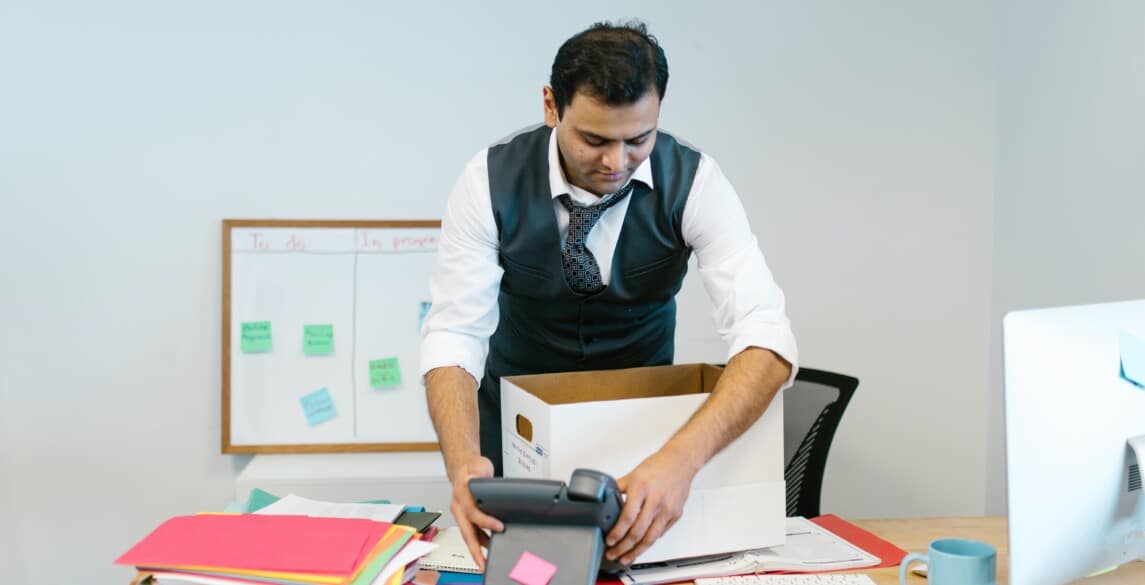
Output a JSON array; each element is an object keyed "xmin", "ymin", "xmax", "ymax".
[{"xmin": 782, "ymin": 367, "xmax": 858, "ymax": 518}]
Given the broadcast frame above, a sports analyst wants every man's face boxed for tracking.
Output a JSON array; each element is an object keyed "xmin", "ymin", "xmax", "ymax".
[{"xmin": 544, "ymin": 87, "xmax": 660, "ymax": 197}]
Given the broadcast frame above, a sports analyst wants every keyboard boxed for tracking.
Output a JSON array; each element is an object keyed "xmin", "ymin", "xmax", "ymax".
[{"xmin": 696, "ymin": 574, "xmax": 877, "ymax": 585}]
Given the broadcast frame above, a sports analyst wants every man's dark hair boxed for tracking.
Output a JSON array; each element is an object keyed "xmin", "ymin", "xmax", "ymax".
[{"xmin": 549, "ymin": 20, "xmax": 669, "ymax": 118}]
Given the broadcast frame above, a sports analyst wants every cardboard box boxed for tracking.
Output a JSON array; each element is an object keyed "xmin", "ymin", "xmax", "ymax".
[{"xmin": 500, "ymin": 363, "xmax": 785, "ymax": 563}]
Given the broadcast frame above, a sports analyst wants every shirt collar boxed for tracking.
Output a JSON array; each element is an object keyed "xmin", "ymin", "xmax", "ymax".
[{"xmin": 547, "ymin": 126, "xmax": 654, "ymax": 201}]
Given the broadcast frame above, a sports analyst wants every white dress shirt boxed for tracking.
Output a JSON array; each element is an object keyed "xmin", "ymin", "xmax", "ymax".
[{"xmin": 420, "ymin": 129, "xmax": 798, "ymax": 386}]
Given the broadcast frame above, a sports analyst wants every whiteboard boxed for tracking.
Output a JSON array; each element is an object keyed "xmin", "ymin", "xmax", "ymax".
[{"xmin": 222, "ymin": 220, "xmax": 441, "ymax": 453}]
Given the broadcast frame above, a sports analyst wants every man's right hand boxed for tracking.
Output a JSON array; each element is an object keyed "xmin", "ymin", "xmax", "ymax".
[
  {"xmin": 449, "ymin": 455, "xmax": 504, "ymax": 571},
  {"xmin": 424, "ymin": 367, "xmax": 500, "ymax": 568}
]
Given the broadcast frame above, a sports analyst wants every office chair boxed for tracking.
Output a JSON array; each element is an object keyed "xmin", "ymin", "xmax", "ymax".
[{"xmin": 782, "ymin": 367, "xmax": 858, "ymax": 518}]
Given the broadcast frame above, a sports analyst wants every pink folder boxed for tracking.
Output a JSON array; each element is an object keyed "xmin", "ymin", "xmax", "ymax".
[{"xmin": 116, "ymin": 514, "xmax": 389, "ymax": 575}]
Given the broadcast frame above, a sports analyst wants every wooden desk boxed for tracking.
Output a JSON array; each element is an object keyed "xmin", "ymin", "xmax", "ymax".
[{"xmin": 847, "ymin": 517, "xmax": 1145, "ymax": 585}]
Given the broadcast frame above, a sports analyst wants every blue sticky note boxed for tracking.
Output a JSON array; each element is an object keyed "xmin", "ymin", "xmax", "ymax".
[
  {"xmin": 418, "ymin": 301, "xmax": 432, "ymax": 331},
  {"xmin": 300, "ymin": 387, "xmax": 338, "ymax": 426},
  {"xmin": 1121, "ymin": 331, "xmax": 1145, "ymax": 389}
]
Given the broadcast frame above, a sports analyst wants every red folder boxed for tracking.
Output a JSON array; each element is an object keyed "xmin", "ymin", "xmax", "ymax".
[
  {"xmin": 115, "ymin": 514, "xmax": 389, "ymax": 574},
  {"xmin": 810, "ymin": 514, "xmax": 907, "ymax": 568}
]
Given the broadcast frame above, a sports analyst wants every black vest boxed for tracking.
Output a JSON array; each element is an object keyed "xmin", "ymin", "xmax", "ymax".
[{"xmin": 479, "ymin": 125, "xmax": 701, "ymax": 474}]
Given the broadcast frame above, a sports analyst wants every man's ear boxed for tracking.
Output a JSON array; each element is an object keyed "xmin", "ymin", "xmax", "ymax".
[{"xmin": 542, "ymin": 86, "xmax": 559, "ymax": 128}]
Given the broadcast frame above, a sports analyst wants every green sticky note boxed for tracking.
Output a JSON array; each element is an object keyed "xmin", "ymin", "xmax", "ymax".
[
  {"xmin": 370, "ymin": 357, "xmax": 402, "ymax": 389},
  {"xmin": 241, "ymin": 321, "xmax": 272, "ymax": 353},
  {"xmin": 303, "ymin": 324, "xmax": 335, "ymax": 356}
]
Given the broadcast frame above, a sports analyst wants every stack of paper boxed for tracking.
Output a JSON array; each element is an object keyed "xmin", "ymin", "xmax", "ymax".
[{"xmin": 116, "ymin": 513, "xmax": 437, "ymax": 585}]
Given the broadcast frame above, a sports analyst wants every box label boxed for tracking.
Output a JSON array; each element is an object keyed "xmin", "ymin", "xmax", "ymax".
[{"xmin": 509, "ymin": 436, "xmax": 544, "ymax": 476}]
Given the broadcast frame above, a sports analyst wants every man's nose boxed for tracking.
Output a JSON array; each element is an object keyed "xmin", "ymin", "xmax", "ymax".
[{"xmin": 601, "ymin": 143, "xmax": 626, "ymax": 171}]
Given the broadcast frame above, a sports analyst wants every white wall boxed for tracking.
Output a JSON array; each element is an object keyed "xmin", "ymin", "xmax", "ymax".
[
  {"xmin": 0, "ymin": 2, "xmax": 996, "ymax": 583},
  {"xmin": 986, "ymin": 1, "xmax": 1145, "ymax": 514},
  {"xmin": 0, "ymin": 400, "xmax": 18, "ymax": 580},
  {"xmin": 736, "ymin": 4, "xmax": 996, "ymax": 519}
]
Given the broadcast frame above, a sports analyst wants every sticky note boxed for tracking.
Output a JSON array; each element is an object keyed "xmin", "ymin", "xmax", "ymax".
[
  {"xmin": 1121, "ymin": 331, "xmax": 1145, "ymax": 389},
  {"xmin": 508, "ymin": 551, "xmax": 557, "ymax": 585},
  {"xmin": 241, "ymin": 321, "xmax": 272, "ymax": 353},
  {"xmin": 303, "ymin": 324, "xmax": 335, "ymax": 356},
  {"xmin": 418, "ymin": 301, "xmax": 432, "ymax": 331},
  {"xmin": 370, "ymin": 358, "xmax": 402, "ymax": 389},
  {"xmin": 300, "ymin": 388, "xmax": 337, "ymax": 426}
]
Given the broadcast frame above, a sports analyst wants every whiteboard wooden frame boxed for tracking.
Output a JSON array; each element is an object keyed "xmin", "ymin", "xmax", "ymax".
[{"xmin": 222, "ymin": 219, "xmax": 442, "ymax": 454}]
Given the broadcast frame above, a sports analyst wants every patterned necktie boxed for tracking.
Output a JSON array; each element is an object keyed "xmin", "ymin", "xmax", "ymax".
[{"xmin": 557, "ymin": 182, "xmax": 636, "ymax": 294}]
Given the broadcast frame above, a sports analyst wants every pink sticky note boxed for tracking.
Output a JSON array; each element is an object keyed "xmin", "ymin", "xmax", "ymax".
[{"xmin": 508, "ymin": 551, "xmax": 558, "ymax": 585}]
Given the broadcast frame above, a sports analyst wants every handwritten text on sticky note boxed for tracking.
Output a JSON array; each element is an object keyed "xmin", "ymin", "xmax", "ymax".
[
  {"xmin": 508, "ymin": 551, "xmax": 557, "ymax": 585},
  {"xmin": 370, "ymin": 358, "xmax": 402, "ymax": 389},
  {"xmin": 303, "ymin": 324, "xmax": 335, "ymax": 356},
  {"xmin": 300, "ymin": 387, "xmax": 337, "ymax": 426},
  {"xmin": 241, "ymin": 321, "xmax": 272, "ymax": 353}
]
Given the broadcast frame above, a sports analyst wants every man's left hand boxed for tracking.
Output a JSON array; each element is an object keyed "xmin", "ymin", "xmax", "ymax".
[{"xmin": 605, "ymin": 448, "xmax": 700, "ymax": 565}]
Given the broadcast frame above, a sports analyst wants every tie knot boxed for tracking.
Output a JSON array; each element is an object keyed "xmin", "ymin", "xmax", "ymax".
[{"xmin": 557, "ymin": 181, "xmax": 635, "ymax": 214}]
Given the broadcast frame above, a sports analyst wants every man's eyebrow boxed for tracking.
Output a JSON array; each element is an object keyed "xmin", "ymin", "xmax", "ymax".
[{"xmin": 578, "ymin": 128, "xmax": 656, "ymax": 143}]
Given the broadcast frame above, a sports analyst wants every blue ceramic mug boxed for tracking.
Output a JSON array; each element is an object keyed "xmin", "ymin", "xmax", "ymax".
[{"xmin": 899, "ymin": 538, "xmax": 996, "ymax": 585}]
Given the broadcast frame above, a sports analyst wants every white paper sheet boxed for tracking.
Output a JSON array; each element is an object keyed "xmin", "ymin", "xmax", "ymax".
[{"xmin": 252, "ymin": 493, "xmax": 404, "ymax": 522}]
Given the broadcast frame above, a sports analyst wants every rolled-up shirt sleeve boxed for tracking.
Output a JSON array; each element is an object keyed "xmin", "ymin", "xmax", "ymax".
[
  {"xmin": 683, "ymin": 154, "xmax": 799, "ymax": 388},
  {"xmin": 419, "ymin": 150, "xmax": 502, "ymax": 386}
]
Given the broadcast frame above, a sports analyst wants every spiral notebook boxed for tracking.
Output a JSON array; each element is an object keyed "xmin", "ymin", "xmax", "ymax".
[{"xmin": 418, "ymin": 527, "xmax": 483, "ymax": 574}]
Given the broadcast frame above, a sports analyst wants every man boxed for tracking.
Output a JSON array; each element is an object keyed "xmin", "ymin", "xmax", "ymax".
[{"xmin": 420, "ymin": 21, "xmax": 797, "ymax": 570}]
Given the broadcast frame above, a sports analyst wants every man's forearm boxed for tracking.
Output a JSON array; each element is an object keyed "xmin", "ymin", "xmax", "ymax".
[
  {"xmin": 425, "ymin": 366, "xmax": 482, "ymax": 481},
  {"xmin": 662, "ymin": 347, "xmax": 792, "ymax": 473}
]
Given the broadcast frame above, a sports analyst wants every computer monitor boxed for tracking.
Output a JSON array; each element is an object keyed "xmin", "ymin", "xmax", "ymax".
[{"xmin": 1004, "ymin": 299, "xmax": 1145, "ymax": 585}]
